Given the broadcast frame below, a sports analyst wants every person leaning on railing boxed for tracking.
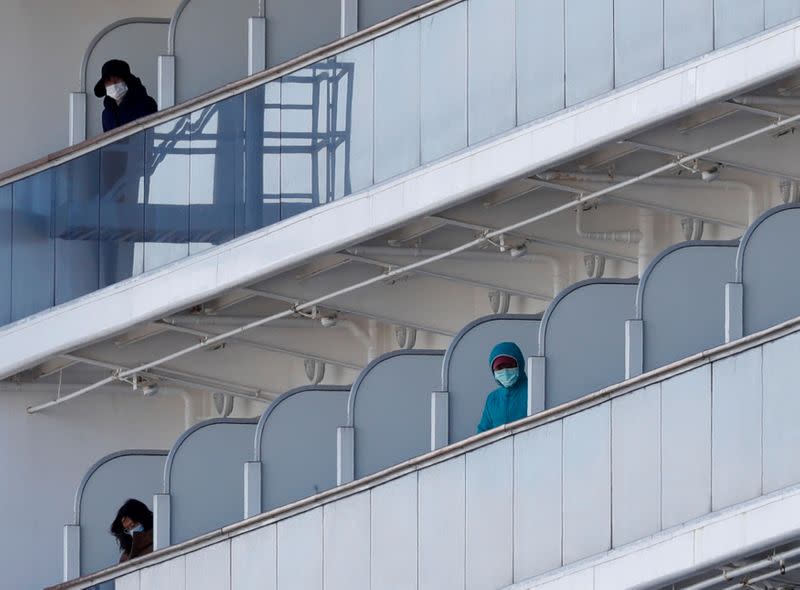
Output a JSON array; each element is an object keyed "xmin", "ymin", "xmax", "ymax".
[
  {"xmin": 94, "ymin": 59, "xmax": 157, "ymax": 132},
  {"xmin": 110, "ymin": 498, "xmax": 154, "ymax": 562},
  {"xmin": 477, "ymin": 342, "xmax": 529, "ymax": 433}
]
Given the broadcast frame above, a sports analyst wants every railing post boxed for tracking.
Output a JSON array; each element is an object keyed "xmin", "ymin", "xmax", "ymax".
[
  {"xmin": 68, "ymin": 93, "xmax": 87, "ymax": 145},
  {"xmin": 340, "ymin": 0, "xmax": 358, "ymax": 37},
  {"xmin": 153, "ymin": 493, "xmax": 171, "ymax": 550},
  {"xmin": 244, "ymin": 461, "xmax": 262, "ymax": 519},
  {"xmin": 157, "ymin": 55, "xmax": 175, "ymax": 110},
  {"xmin": 527, "ymin": 356, "xmax": 545, "ymax": 415},
  {"xmin": 248, "ymin": 17, "xmax": 267, "ymax": 74},
  {"xmin": 725, "ymin": 282, "xmax": 744, "ymax": 342},
  {"xmin": 430, "ymin": 391, "xmax": 449, "ymax": 450},
  {"xmin": 63, "ymin": 524, "xmax": 80, "ymax": 581},
  {"xmin": 337, "ymin": 426, "xmax": 354, "ymax": 485},
  {"xmin": 625, "ymin": 319, "xmax": 644, "ymax": 379}
]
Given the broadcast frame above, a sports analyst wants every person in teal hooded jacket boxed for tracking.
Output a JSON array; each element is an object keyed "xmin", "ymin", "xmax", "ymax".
[{"xmin": 477, "ymin": 342, "xmax": 528, "ymax": 433}]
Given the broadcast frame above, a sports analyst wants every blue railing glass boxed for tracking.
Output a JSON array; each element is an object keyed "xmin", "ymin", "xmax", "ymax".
[{"xmin": 2, "ymin": 0, "xmax": 799, "ymax": 327}]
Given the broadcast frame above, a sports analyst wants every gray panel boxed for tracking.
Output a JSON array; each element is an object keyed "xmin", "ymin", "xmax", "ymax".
[
  {"xmin": 541, "ymin": 280, "xmax": 637, "ymax": 408},
  {"xmin": 140, "ymin": 555, "xmax": 186, "ymax": 590},
  {"xmin": 614, "ymin": 0, "xmax": 664, "ymax": 86},
  {"xmin": 258, "ymin": 387, "xmax": 349, "ymax": 512},
  {"xmin": 516, "ymin": 0, "xmax": 565, "ymax": 124},
  {"xmin": 714, "ymin": 0, "xmax": 766, "ymax": 48},
  {"xmin": 611, "ymin": 384, "xmax": 661, "ymax": 547},
  {"xmin": 445, "ymin": 315, "xmax": 540, "ymax": 444},
  {"xmin": 763, "ymin": 333, "xmax": 800, "ymax": 492},
  {"xmin": 86, "ymin": 22, "xmax": 168, "ymax": 138},
  {"xmin": 418, "ymin": 457, "xmax": 465, "ymax": 590},
  {"xmin": 640, "ymin": 243, "xmax": 737, "ymax": 372},
  {"xmin": 740, "ymin": 207, "xmax": 800, "ymax": 335},
  {"xmin": 359, "ymin": 0, "xmax": 428, "ymax": 29},
  {"xmin": 468, "ymin": 0, "xmax": 516, "ymax": 144},
  {"xmin": 766, "ymin": 0, "xmax": 800, "ymax": 27},
  {"xmin": 373, "ymin": 24, "xmax": 421, "ymax": 182},
  {"xmin": 351, "ymin": 351, "xmax": 444, "ymax": 478},
  {"xmin": 513, "ymin": 421, "xmax": 562, "ymax": 579},
  {"xmin": 565, "ymin": 0, "xmax": 614, "ymax": 105},
  {"xmin": 185, "ymin": 542, "xmax": 230, "ymax": 590},
  {"xmin": 664, "ymin": 0, "xmax": 714, "ymax": 67},
  {"xmin": 420, "ymin": 4, "xmax": 468, "ymax": 163},
  {"xmin": 174, "ymin": 0, "xmax": 252, "ymax": 102},
  {"xmin": 78, "ymin": 452, "xmax": 166, "ymax": 575},
  {"xmin": 711, "ymin": 348, "xmax": 763, "ymax": 510},
  {"xmin": 563, "ymin": 404, "xmax": 611, "ymax": 563},
  {"xmin": 661, "ymin": 366, "xmax": 712, "ymax": 528},
  {"xmin": 231, "ymin": 525, "xmax": 277, "ymax": 590},
  {"xmin": 265, "ymin": 0, "xmax": 339, "ymax": 67},
  {"xmin": 276, "ymin": 508, "xmax": 322, "ymax": 590},
  {"xmin": 371, "ymin": 474, "xmax": 417, "ymax": 589},
  {"xmin": 466, "ymin": 438, "xmax": 513, "ymax": 590},
  {"xmin": 323, "ymin": 492, "xmax": 370, "ymax": 590},
  {"xmin": 168, "ymin": 420, "xmax": 257, "ymax": 544}
]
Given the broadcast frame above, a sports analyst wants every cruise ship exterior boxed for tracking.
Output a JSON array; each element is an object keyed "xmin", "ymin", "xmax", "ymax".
[{"xmin": 3, "ymin": 1, "xmax": 800, "ymax": 589}]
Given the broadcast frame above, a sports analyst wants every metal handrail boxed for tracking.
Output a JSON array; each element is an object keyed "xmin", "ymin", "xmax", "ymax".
[{"xmin": 0, "ymin": 0, "xmax": 462, "ymax": 188}]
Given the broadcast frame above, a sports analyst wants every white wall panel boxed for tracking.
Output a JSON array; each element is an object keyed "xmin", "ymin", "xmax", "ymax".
[
  {"xmin": 418, "ymin": 457, "xmax": 466, "ymax": 590},
  {"xmin": 231, "ymin": 525, "xmax": 276, "ymax": 590},
  {"xmin": 186, "ymin": 542, "xmax": 230, "ymax": 590},
  {"xmin": 712, "ymin": 348, "xmax": 763, "ymax": 510},
  {"xmin": 714, "ymin": 0, "xmax": 766, "ymax": 48},
  {"xmin": 763, "ymin": 333, "xmax": 800, "ymax": 492},
  {"xmin": 612, "ymin": 384, "xmax": 661, "ymax": 546},
  {"xmin": 116, "ymin": 572, "xmax": 141, "ymax": 590},
  {"xmin": 277, "ymin": 508, "xmax": 322, "ymax": 590},
  {"xmin": 766, "ymin": 0, "xmax": 800, "ymax": 27},
  {"xmin": 466, "ymin": 438, "xmax": 513, "ymax": 590},
  {"xmin": 614, "ymin": 0, "xmax": 664, "ymax": 86},
  {"xmin": 323, "ymin": 492, "xmax": 370, "ymax": 590},
  {"xmin": 371, "ymin": 474, "xmax": 417, "ymax": 589},
  {"xmin": 514, "ymin": 421, "xmax": 563, "ymax": 580},
  {"xmin": 140, "ymin": 555, "xmax": 186, "ymax": 590},
  {"xmin": 661, "ymin": 366, "xmax": 712, "ymax": 528},
  {"xmin": 664, "ymin": 0, "xmax": 714, "ymax": 67},
  {"xmin": 563, "ymin": 404, "xmax": 611, "ymax": 563},
  {"xmin": 565, "ymin": 0, "xmax": 614, "ymax": 105}
]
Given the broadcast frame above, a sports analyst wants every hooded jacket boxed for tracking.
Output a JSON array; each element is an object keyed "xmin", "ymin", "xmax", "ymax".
[
  {"xmin": 477, "ymin": 342, "xmax": 528, "ymax": 433},
  {"xmin": 101, "ymin": 76, "xmax": 157, "ymax": 133}
]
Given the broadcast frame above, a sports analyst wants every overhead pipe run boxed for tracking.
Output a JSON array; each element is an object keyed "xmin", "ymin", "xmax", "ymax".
[
  {"xmin": 575, "ymin": 205, "xmax": 642, "ymax": 244},
  {"xmin": 731, "ymin": 94, "xmax": 800, "ymax": 109},
  {"xmin": 27, "ymin": 111, "xmax": 800, "ymax": 414}
]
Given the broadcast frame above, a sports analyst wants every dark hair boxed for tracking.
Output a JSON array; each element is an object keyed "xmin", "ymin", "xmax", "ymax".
[{"xmin": 110, "ymin": 499, "xmax": 153, "ymax": 552}]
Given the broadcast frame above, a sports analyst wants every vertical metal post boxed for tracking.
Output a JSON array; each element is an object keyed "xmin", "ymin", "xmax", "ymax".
[
  {"xmin": 625, "ymin": 319, "xmax": 644, "ymax": 379},
  {"xmin": 63, "ymin": 525, "xmax": 80, "ymax": 581},
  {"xmin": 69, "ymin": 93, "xmax": 87, "ymax": 145},
  {"xmin": 153, "ymin": 493, "xmax": 171, "ymax": 550},
  {"xmin": 157, "ymin": 55, "xmax": 176, "ymax": 110},
  {"xmin": 248, "ymin": 17, "xmax": 267, "ymax": 74},
  {"xmin": 340, "ymin": 0, "xmax": 358, "ymax": 36},
  {"xmin": 337, "ymin": 426, "xmax": 355, "ymax": 485},
  {"xmin": 244, "ymin": 461, "xmax": 262, "ymax": 518},
  {"xmin": 430, "ymin": 391, "xmax": 449, "ymax": 450},
  {"xmin": 527, "ymin": 356, "xmax": 546, "ymax": 415},
  {"xmin": 725, "ymin": 282, "xmax": 744, "ymax": 342}
]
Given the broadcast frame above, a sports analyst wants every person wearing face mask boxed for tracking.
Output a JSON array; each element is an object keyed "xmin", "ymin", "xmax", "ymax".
[
  {"xmin": 110, "ymin": 498, "xmax": 154, "ymax": 562},
  {"xmin": 477, "ymin": 342, "xmax": 528, "ymax": 433},
  {"xmin": 94, "ymin": 59, "xmax": 158, "ymax": 132}
]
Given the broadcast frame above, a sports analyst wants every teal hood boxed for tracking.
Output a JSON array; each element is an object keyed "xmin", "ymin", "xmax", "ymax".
[{"xmin": 488, "ymin": 341, "xmax": 526, "ymax": 385}]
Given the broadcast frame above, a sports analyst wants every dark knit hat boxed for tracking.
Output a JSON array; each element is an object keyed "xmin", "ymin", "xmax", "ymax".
[{"xmin": 94, "ymin": 59, "xmax": 132, "ymax": 98}]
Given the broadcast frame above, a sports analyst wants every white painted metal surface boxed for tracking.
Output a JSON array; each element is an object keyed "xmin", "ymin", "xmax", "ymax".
[
  {"xmin": 185, "ymin": 542, "xmax": 230, "ymax": 590},
  {"xmin": 230, "ymin": 525, "xmax": 276, "ymax": 590},
  {"xmin": 276, "ymin": 508, "xmax": 322, "ymax": 590},
  {"xmin": 371, "ymin": 474, "xmax": 417, "ymax": 589},
  {"xmin": 323, "ymin": 492, "xmax": 370, "ymax": 590}
]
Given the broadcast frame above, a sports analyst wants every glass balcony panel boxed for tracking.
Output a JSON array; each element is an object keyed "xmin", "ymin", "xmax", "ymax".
[
  {"xmin": 766, "ymin": 0, "xmax": 800, "ymax": 28},
  {"xmin": 614, "ymin": 0, "xmax": 664, "ymax": 86},
  {"xmin": 714, "ymin": 0, "xmax": 765, "ymax": 48},
  {"xmin": 190, "ymin": 95, "xmax": 243, "ymax": 254},
  {"xmin": 0, "ymin": 185, "xmax": 11, "ymax": 326},
  {"xmin": 565, "ymin": 0, "xmax": 614, "ymax": 106},
  {"xmin": 144, "ymin": 117, "xmax": 191, "ymax": 271},
  {"xmin": 664, "ymin": 0, "xmax": 713, "ymax": 67},
  {"xmin": 99, "ymin": 132, "xmax": 146, "ymax": 287},
  {"xmin": 242, "ymin": 81, "xmax": 281, "ymax": 234},
  {"xmin": 420, "ymin": 3, "xmax": 468, "ymax": 163},
  {"xmin": 374, "ymin": 23, "xmax": 421, "ymax": 183},
  {"xmin": 11, "ymin": 170, "xmax": 55, "ymax": 321}
]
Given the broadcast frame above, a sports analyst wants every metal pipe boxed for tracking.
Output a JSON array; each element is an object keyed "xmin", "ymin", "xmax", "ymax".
[
  {"xmin": 167, "ymin": 0, "xmax": 192, "ymax": 55},
  {"xmin": 575, "ymin": 205, "xmax": 642, "ymax": 244},
  {"xmin": 731, "ymin": 94, "xmax": 800, "ymax": 108},
  {"xmin": 682, "ymin": 545, "xmax": 800, "ymax": 590},
  {"xmin": 26, "ymin": 112, "xmax": 800, "ymax": 413}
]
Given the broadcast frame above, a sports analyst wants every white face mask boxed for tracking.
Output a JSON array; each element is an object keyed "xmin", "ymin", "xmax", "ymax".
[
  {"xmin": 105, "ymin": 81, "xmax": 128, "ymax": 102},
  {"xmin": 125, "ymin": 523, "xmax": 144, "ymax": 535}
]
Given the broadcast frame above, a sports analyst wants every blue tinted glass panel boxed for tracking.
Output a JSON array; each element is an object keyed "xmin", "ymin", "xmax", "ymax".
[
  {"xmin": 99, "ymin": 132, "xmax": 145, "ymax": 287},
  {"xmin": 766, "ymin": 0, "xmax": 800, "ymax": 27},
  {"xmin": 374, "ymin": 24, "xmax": 421, "ymax": 182},
  {"xmin": 190, "ymin": 95, "xmax": 243, "ymax": 255},
  {"xmin": 468, "ymin": 0, "xmax": 516, "ymax": 143},
  {"xmin": 54, "ymin": 152, "xmax": 99, "ymax": 304},
  {"xmin": 517, "ymin": 0, "xmax": 565, "ymax": 124},
  {"xmin": 331, "ymin": 43, "xmax": 374, "ymax": 200},
  {"xmin": 145, "ymin": 117, "xmax": 191, "ymax": 271},
  {"xmin": 714, "ymin": 0, "xmax": 765, "ymax": 48},
  {"xmin": 242, "ymin": 81, "xmax": 281, "ymax": 234},
  {"xmin": 421, "ymin": 3, "xmax": 467, "ymax": 163},
  {"xmin": 0, "ymin": 185, "xmax": 11, "ymax": 326},
  {"xmin": 565, "ymin": 0, "xmax": 614, "ymax": 106},
  {"xmin": 664, "ymin": 0, "xmax": 713, "ymax": 67},
  {"xmin": 614, "ymin": 0, "xmax": 664, "ymax": 86},
  {"xmin": 281, "ymin": 64, "xmax": 330, "ymax": 218},
  {"xmin": 12, "ymin": 171, "xmax": 55, "ymax": 321}
]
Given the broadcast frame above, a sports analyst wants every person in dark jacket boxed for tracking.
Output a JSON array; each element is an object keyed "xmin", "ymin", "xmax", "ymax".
[
  {"xmin": 94, "ymin": 59, "xmax": 158, "ymax": 132},
  {"xmin": 110, "ymin": 498, "xmax": 154, "ymax": 562},
  {"xmin": 477, "ymin": 341, "xmax": 528, "ymax": 433}
]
